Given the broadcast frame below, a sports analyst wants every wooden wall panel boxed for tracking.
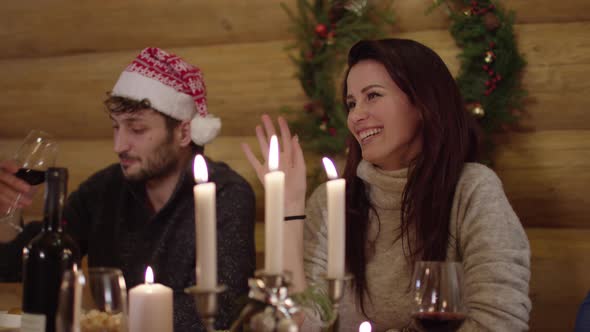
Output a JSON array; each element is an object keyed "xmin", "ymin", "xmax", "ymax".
[
  {"xmin": 527, "ymin": 228, "xmax": 590, "ymax": 331},
  {"xmin": 0, "ymin": 0, "xmax": 293, "ymax": 59},
  {"xmin": 1, "ymin": 22, "xmax": 589, "ymax": 139},
  {"xmin": 1, "ymin": 0, "xmax": 589, "ymax": 59},
  {"xmin": 494, "ymin": 130, "xmax": 590, "ymax": 228}
]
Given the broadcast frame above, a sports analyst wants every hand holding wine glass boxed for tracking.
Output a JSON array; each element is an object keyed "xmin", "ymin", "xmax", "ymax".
[
  {"xmin": 0, "ymin": 130, "xmax": 58, "ymax": 229},
  {"xmin": 411, "ymin": 261, "xmax": 467, "ymax": 332}
]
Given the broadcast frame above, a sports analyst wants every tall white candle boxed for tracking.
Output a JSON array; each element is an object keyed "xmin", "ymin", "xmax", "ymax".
[
  {"xmin": 193, "ymin": 154, "xmax": 217, "ymax": 289},
  {"xmin": 322, "ymin": 157, "xmax": 346, "ymax": 278},
  {"xmin": 129, "ymin": 267, "xmax": 173, "ymax": 332},
  {"xmin": 265, "ymin": 135, "xmax": 285, "ymax": 274}
]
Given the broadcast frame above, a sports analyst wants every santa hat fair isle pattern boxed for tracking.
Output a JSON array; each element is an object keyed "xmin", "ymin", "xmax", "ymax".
[{"xmin": 112, "ymin": 47, "xmax": 221, "ymax": 145}]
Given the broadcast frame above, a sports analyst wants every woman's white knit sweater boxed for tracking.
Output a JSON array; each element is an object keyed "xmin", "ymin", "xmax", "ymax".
[{"xmin": 302, "ymin": 161, "xmax": 531, "ymax": 331}]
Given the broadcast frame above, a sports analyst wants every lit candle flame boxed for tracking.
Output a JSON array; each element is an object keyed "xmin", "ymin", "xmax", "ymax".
[
  {"xmin": 269, "ymin": 135, "xmax": 279, "ymax": 171},
  {"xmin": 359, "ymin": 321, "xmax": 372, "ymax": 332},
  {"xmin": 193, "ymin": 154, "xmax": 209, "ymax": 183},
  {"xmin": 145, "ymin": 266, "xmax": 154, "ymax": 284},
  {"xmin": 322, "ymin": 157, "xmax": 338, "ymax": 180}
]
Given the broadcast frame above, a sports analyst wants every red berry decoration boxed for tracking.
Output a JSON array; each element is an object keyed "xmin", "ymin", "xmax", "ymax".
[{"xmin": 315, "ymin": 24, "xmax": 328, "ymax": 38}]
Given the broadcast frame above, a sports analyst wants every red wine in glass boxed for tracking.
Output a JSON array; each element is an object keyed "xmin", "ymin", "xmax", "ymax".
[
  {"xmin": 412, "ymin": 312, "xmax": 466, "ymax": 332},
  {"xmin": 15, "ymin": 168, "xmax": 46, "ymax": 185},
  {"xmin": 412, "ymin": 261, "xmax": 466, "ymax": 332}
]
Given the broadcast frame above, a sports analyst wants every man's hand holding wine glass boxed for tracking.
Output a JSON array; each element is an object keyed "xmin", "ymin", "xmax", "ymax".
[
  {"xmin": 0, "ymin": 160, "xmax": 37, "ymax": 240},
  {"xmin": 0, "ymin": 159, "xmax": 35, "ymax": 212},
  {"xmin": 0, "ymin": 130, "xmax": 57, "ymax": 240}
]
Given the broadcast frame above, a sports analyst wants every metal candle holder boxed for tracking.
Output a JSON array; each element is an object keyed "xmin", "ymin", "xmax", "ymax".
[
  {"xmin": 324, "ymin": 274, "xmax": 353, "ymax": 332},
  {"xmin": 185, "ymin": 284, "xmax": 227, "ymax": 332},
  {"xmin": 230, "ymin": 270, "xmax": 300, "ymax": 332}
]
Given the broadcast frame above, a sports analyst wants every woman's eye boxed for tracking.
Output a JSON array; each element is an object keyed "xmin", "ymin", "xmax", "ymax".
[
  {"xmin": 367, "ymin": 92, "xmax": 381, "ymax": 100},
  {"xmin": 346, "ymin": 101, "xmax": 356, "ymax": 110}
]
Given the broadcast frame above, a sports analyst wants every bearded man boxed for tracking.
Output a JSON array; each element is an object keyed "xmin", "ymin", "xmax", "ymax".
[{"xmin": 0, "ymin": 48, "xmax": 256, "ymax": 331}]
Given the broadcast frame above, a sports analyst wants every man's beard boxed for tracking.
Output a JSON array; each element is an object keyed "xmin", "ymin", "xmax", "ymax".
[{"xmin": 120, "ymin": 139, "xmax": 180, "ymax": 182}]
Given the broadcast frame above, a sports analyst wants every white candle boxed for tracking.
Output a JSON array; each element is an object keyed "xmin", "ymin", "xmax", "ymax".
[
  {"xmin": 129, "ymin": 267, "xmax": 173, "ymax": 332},
  {"xmin": 193, "ymin": 154, "xmax": 217, "ymax": 289},
  {"xmin": 265, "ymin": 135, "xmax": 285, "ymax": 274},
  {"xmin": 322, "ymin": 157, "xmax": 346, "ymax": 278}
]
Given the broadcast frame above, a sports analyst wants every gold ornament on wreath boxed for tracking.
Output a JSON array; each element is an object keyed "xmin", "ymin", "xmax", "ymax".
[{"xmin": 467, "ymin": 103, "xmax": 485, "ymax": 118}]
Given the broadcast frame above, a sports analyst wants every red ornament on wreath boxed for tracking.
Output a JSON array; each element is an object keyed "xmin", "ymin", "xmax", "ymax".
[
  {"xmin": 483, "ymin": 12, "xmax": 501, "ymax": 31},
  {"xmin": 315, "ymin": 24, "xmax": 328, "ymax": 38}
]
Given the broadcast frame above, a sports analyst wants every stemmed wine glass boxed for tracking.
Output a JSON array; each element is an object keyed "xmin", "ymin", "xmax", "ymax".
[
  {"xmin": 0, "ymin": 130, "xmax": 58, "ymax": 228},
  {"xmin": 57, "ymin": 267, "xmax": 128, "ymax": 332},
  {"xmin": 411, "ymin": 261, "xmax": 467, "ymax": 332}
]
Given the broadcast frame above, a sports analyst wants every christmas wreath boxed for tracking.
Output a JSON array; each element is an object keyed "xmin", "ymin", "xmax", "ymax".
[{"xmin": 283, "ymin": 0, "xmax": 526, "ymax": 162}]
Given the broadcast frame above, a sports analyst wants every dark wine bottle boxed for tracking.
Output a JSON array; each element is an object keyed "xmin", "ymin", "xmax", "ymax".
[{"xmin": 21, "ymin": 167, "xmax": 80, "ymax": 332}]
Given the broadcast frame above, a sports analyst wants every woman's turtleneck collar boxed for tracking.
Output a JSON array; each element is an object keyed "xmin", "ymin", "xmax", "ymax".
[{"xmin": 356, "ymin": 159, "xmax": 408, "ymax": 209}]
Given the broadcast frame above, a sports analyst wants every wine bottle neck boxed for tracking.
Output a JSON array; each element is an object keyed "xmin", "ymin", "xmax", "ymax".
[{"xmin": 42, "ymin": 168, "xmax": 68, "ymax": 232}]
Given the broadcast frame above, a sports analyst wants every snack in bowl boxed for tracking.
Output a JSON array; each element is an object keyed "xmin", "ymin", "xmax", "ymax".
[{"xmin": 80, "ymin": 309, "xmax": 123, "ymax": 332}]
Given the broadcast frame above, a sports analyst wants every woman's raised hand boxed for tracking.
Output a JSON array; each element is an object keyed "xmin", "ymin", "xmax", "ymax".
[{"xmin": 241, "ymin": 114, "xmax": 307, "ymax": 215}]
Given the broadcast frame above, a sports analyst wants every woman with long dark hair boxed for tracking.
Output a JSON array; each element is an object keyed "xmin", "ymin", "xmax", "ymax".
[{"xmin": 243, "ymin": 39, "xmax": 531, "ymax": 331}]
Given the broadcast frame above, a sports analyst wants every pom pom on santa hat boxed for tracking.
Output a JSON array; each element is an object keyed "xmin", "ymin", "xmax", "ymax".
[{"xmin": 111, "ymin": 47, "xmax": 220, "ymax": 145}]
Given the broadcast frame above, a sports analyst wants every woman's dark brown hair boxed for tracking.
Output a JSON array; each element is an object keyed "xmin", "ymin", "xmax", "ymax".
[{"xmin": 341, "ymin": 39, "xmax": 479, "ymax": 314}]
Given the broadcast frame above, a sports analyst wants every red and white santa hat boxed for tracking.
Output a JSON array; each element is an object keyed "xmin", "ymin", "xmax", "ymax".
[{"xmin": 111, "ymin": 47, "xmax": 220, "ymax": 145}]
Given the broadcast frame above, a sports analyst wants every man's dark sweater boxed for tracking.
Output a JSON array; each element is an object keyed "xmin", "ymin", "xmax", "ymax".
[{"xmin": 0, "ymin": 157, "xmax": 256, "ymax": 331}]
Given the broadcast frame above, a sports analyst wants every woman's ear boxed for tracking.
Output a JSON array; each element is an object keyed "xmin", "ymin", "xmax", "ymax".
[{"xmin": 177, "ymin": 120, "xmax": 192, "ymax": 147}]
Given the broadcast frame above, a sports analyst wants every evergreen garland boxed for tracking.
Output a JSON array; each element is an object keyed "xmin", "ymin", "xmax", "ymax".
[{"xmin": 433, "ymin": 0, "xmax": 527, "ymax": 159}]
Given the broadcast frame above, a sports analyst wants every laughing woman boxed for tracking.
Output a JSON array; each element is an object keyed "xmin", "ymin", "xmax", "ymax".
[{"xmin": 243, "ymin": 39, "xmax": 531, "ymax": 332}]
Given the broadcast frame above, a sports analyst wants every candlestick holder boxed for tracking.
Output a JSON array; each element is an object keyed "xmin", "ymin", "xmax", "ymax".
[
  {"xmin": 324, "ymin": 274, "xmax": 353, "ymax": 332},
  {"xmin": 230, "ymin": 270, "xmax": 300, "ymax": 332},
  {"xmin": 185, "ymin": 284, "xmax": 227, "ymax": 332}
]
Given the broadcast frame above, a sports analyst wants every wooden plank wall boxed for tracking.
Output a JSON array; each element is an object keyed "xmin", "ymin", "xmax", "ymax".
[{"xmin": 1, "ymin": 1, "xmax": 589, "ymax": 330}]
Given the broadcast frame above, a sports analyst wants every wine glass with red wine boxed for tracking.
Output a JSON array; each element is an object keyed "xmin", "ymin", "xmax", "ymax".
[
  {"xmin": 411, "ymin": 261, "xmax": 466, "ymax": 332},
  {"xmin": 0, "ymin": 130, "xmax": 58, "ymax": 226}
]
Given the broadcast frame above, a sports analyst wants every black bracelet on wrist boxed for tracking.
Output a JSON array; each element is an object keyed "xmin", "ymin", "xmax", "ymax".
[{"xmin": 284, "ymin": 215, "xmax": 306, "ymax": 221}]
